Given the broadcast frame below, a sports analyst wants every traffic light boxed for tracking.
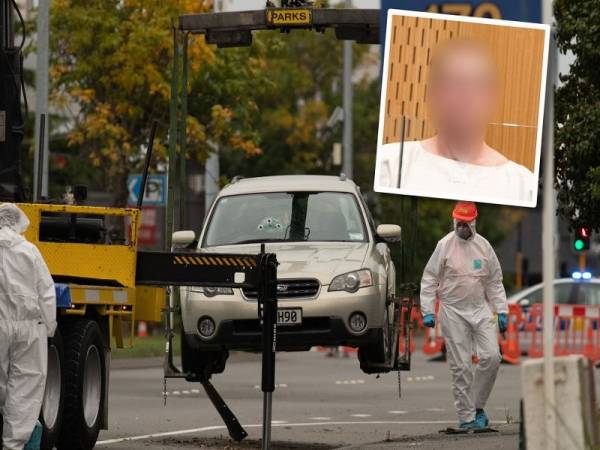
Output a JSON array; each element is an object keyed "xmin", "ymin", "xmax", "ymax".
[{"xmin": 573, "ymin": 227, "xmax": 591, "ymax": 253}]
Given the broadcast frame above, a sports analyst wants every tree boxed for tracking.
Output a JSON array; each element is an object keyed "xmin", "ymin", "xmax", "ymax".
[
  {"xmin": 554, "ymin": 0, "xmax": 600, "ymax": 230},
  {"xmin": 49, "ymin": 0, "xmax": 261, "ymax": 205}
]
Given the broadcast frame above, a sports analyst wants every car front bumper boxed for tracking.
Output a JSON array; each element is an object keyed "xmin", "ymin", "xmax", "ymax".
[{"xmin": 181, "ymin": 285, "xmax": 386, "ymax": 351}]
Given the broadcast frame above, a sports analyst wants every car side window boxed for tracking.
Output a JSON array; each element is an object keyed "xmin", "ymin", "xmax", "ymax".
[
  {"xmin": 527, "ymin": 283, "xmax": 573, "ymax": 304},
  {"xmin": 578, "ymin": 284, "xmax": 600, "ymax": 305}
]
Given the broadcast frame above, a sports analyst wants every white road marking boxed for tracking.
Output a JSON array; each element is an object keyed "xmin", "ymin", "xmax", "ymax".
[
  {"xmin": 406, "ymin": 375, "xmax": 435, "ymax": 382},
  {"xmin": 253, "ymin": 383, "xmax": 288, "ymax": 389},
  {"xmin": 388, "ymin": 410, "xmax": 408, "ymax": 414},
  {"xmin": 426, "ymin": 408, "xmax": 445, "ymax": 412},
  {"xmin": 191, "ymin": 389, "xmax": 201, "ymax": 394},
  {"xmin": 310, "ymin": 417, "xmax": 332, "ymax": 420},
  {"xmin": 181, "ymin": 390, "xmax": 190, "ymax": 395},
  {"xmin": 99, "ymin": 420, "xmax": 507, "ymax": 446},
  {"xmin": 350, "ymin": 414, "xmax": 372, "ymax": 418},
  {"xmin": 272, "ymin": 420, "xmax": 288, "ymax": 424},
  {"xmin": 335, "ymin": 379, "xmax": 365, "ymax": 385}
]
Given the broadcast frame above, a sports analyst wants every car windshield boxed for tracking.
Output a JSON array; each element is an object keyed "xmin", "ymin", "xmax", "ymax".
[{"xmin": 203, "ymin": 191, "xmax": 367, "ymax": 247}]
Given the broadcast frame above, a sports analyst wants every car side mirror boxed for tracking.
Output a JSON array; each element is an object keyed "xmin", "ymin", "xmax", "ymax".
[
  {"xmin": 376, "ymin": 224, "xmax": 401, "ymax": 243},
  {"xmin": 172, "ymin": 230, "xmax": 196, "ymax": 249},
  {"xmin": 518, "ymin": 298, "xmax": 531, "ymax": 307}
]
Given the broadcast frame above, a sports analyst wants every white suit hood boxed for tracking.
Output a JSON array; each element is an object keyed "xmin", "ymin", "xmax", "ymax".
[{"xmin": 0, "ymin": 227, "xmax": 25, "ymax": 247}]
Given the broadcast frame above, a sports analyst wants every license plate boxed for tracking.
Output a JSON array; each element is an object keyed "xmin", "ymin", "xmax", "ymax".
[
  {"xmin": 265, "ymin": 8, "xmax": 312, "ymax": 27},
  {"xmin": 277, "ymin": 308, "xmax": 302, "ymax": 326}
]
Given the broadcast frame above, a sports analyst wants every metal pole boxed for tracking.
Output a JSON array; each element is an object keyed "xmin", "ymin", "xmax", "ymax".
[
  {"xmin": 179, "ymin": 35, "xmax": 188, "ymax": 229},
  {"xmin": 204, "ymin": 0, "xmax": 222, "ymax": 215},
  {"xmin": 1, "ymin": 0, "xmax": 14, "ymax": 48},
  {"xmin": 542, "ymin": 0, "xmax": 557, "ymax": 447},
  {"xmin": 341, "ymin": 0, "xmax": 353, "ymax": 179},
  {"xmin": 34, "ymin": 0, "xmax": 50, "ymax": 198},
  {"xmin": 34, "ymin": 114, "xmax": 45, "ymax": 202},
  {"xmin": 166, "ymin": 28, "xmax": 179, "ymax": 250},
  {"xmin": 262, "ymin": 392, "xmax": 272, "ymax": 450},
  {"xmin": 137, "ymin": 121, "xmax": 158, "ymax": 210}
]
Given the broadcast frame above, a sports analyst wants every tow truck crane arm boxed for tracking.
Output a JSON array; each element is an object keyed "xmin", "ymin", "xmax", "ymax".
[{"xmin": 179, "ymin": 7, "xmax": 380, "ymax": 47}]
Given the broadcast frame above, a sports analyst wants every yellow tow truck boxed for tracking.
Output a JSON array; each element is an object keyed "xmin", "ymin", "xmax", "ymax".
[{"xmin": 19, "ymin": 202, "xmax": 164, "ymax": 450}]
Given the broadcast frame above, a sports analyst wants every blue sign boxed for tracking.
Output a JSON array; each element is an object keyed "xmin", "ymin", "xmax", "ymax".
[
  {"xmin": 127, "ymin": 174, "xmax": 167, "ymax": 206},
  {"xmin": 380, "ymin": 1, "xmax": 542, "ymax": 45}
]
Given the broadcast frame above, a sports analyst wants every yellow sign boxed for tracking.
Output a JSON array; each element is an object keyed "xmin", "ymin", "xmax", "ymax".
[{"xmin": 266, "ymin": 8, "xmax": 312, "ymax": 26}]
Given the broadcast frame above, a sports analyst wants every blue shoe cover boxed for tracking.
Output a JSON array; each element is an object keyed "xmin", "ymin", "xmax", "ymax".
[
  {"xmin": 24, "ymin": 420, "xmax": 42, "ymax": 450},
  {"xmin": 475, "ymin": 410, "xmax": 489, "ymax": 428}
]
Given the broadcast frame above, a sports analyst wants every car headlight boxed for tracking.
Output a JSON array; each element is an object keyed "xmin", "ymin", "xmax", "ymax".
[
  {"xmin": 328, "ymin": 269, "xmax": 373, "ymax": 293},
  {"xmin": 188, "ymin": 287, "xmax": 234, "ymax": 297}
]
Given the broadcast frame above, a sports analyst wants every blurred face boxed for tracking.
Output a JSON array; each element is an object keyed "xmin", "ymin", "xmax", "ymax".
[{"xmin": 428, "ymin": 41, "xmax": 498, "ymax": 142}]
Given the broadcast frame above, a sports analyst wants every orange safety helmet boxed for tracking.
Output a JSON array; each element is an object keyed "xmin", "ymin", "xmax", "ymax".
[{"xmin": 452, "ymin": 201, "xmax": 478, "ymax": 222}]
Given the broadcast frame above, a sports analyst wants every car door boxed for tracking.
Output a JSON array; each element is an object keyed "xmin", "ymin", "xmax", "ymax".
[
  {"xmin": 519, "ymin": 282, "xmax": 576, "ymax": 306},
  {"xmin": 575, "ymin": 283, "xmax": 600, "ymax": 305},
  {"xmin": 357, "ymin": 191, "xmax": 395, "ymax": 297}
]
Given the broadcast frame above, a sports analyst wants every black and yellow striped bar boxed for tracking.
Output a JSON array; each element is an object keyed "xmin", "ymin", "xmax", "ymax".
[
  {"xmin": 171, "ymin": 254, "xmax": 256, "ymax": 268},
  {"xmin": 136, "ymin": 251, "xmax": 262, "ymax": 288}
]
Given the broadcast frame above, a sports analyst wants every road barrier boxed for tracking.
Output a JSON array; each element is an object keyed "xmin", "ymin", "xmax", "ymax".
[{"xmin": 412, "ymin": 302, "xmax": 600, "ymax": 365}]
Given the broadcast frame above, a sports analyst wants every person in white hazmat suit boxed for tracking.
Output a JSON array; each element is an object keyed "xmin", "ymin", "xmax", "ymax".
[
  {"xmin": 420, "ymin": 201, "xmax": 508, "ymax": 430},
  {"xmin": 0, "ymin": 204, "xmax": 56, "ymax": 450}
]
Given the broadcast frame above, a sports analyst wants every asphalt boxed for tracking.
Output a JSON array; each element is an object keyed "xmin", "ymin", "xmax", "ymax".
[{"xmin": 96, "ymin": 347, "xmax": 523, "ymax": 449}]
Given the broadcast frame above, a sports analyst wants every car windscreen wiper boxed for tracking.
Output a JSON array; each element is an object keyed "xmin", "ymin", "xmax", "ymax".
[{"xmin": 230, "ymin": 238, "xmax": 288, "ymax": 245}]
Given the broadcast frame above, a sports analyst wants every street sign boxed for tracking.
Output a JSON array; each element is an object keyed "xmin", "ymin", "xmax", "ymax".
[
  {"xmin": 265, "ymin": 8, "xmax": 312, "ymax": 27},
  {"xmin": 127, "ymin": 174, "xmax": 166, "ymax": 206},
  {"xmin": 380, "ymin": 1, "xmax": 542, "ymax": 45}
]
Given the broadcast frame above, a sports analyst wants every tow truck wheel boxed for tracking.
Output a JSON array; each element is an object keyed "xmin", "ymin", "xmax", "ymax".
[
  {"xmin": 41, "ymin": 329, "xmax": 65, "ymax": 450},
  {"xmin": 57, "ymin": 319, "xmax": 106, "ymax": 450}
]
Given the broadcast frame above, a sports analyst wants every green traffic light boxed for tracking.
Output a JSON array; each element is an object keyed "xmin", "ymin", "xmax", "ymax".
[{"xmin": 575, "ymin": 239, "xmax": 585, "ymax": 251}]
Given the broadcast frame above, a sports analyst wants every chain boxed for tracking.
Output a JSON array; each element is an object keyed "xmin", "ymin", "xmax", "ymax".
[{"xmin": 163, "ymin": 376, "xmax": 168, "ymax": 406}]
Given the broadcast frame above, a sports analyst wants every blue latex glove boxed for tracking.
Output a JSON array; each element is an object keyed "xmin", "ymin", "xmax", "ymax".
[
  {"xmin": 423, "ymin": 314, "xmax": 436, "ymax": 328},
  {"xmin": 498, "ymin": 313, "xmax": 508, "ymax": 333}
]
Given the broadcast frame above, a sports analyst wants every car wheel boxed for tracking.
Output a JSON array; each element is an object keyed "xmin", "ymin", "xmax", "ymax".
[
  {"xmin": 358, "ymin": 298, "xmax": 394, "ymax": 373},
  {"xmin": 41, "ymin": 329, "xmax": 65, "ymax": 450},
  {"xmin": 181, "ymin": 333, "xmax": 229, "ymax": 382},
  {"xmin": 57, "ymin": 319, "xmax": 106, "ymax": 450}
]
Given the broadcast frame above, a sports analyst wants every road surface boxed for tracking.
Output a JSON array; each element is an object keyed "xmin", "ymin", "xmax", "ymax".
[{"xmin": 97, "ymin": 348, "xmax": 523, "ymax": 449}]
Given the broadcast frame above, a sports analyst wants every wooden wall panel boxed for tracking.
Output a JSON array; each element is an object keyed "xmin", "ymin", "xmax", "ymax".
[{"xmin": 382, "ymin": 15, "xmax": 546, "ymax": 172}]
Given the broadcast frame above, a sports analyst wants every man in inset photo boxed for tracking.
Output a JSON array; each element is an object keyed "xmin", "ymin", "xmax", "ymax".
[{"xmin": 376, "ymin": 39, "xmax": 535, "ymax": 204}]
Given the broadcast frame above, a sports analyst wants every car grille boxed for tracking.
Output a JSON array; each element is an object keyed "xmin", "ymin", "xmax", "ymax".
[{"xmin": 243, "ymin": 279, "xmax": 320, "ymax": 300}]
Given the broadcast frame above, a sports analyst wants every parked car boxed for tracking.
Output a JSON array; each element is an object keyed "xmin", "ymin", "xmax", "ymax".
[
  {"xmin": 508, "ymin": 276, "xmax": 600, "ymax": 356},
  {"xmin": 173, "ymin": 175, "xmax": 402, "ymax": 375},
  {"xmin": 508, "ymin": 276, "xmax": 600, "ymax": 307}
]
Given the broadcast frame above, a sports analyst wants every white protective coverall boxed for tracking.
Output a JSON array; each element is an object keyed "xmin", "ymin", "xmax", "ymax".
[
  {"xmin": 0, "ymin": 204, "xmax": 56, "ymax": 450},
  {"xmin": 420, "ymin": 221, "xmax": 508, "ymax": 423}
]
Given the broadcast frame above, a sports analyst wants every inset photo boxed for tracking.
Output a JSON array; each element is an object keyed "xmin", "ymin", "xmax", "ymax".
[{"xmin": 374, "ymin": 9, "xmax": 550, "ymax": 207}]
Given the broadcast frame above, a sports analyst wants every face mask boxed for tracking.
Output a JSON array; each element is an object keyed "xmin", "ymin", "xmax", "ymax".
[{"xmin": 455, "ymin": 223, "xmax": 473, "ymax": 240}]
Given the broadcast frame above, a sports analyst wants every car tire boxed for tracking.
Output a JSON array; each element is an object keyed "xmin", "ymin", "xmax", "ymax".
[
  {"xmin": 57, "ymin": 319, "xmax": 106, "ymax": 450},
  {"xmin": 358, "ymin": 301, "xmax": 393, "ymax": 374},
  {"xmin": 181, "ymin": 333, "xmax": 229, "ymax": 381},
  {"xmin": 41, "ymin": 329, "xmax": 65, "ymax": 450}
]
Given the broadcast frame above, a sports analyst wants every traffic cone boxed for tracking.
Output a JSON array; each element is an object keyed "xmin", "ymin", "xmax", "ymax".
[{"xmin": 137, "ymin": 321, "xmax": 148, "ymax": 337}]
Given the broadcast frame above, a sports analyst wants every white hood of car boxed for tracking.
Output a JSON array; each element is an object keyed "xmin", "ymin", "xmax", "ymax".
[{"xmin": 200, "ymin": 242, "xmax": 369, "ymax": 284}]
